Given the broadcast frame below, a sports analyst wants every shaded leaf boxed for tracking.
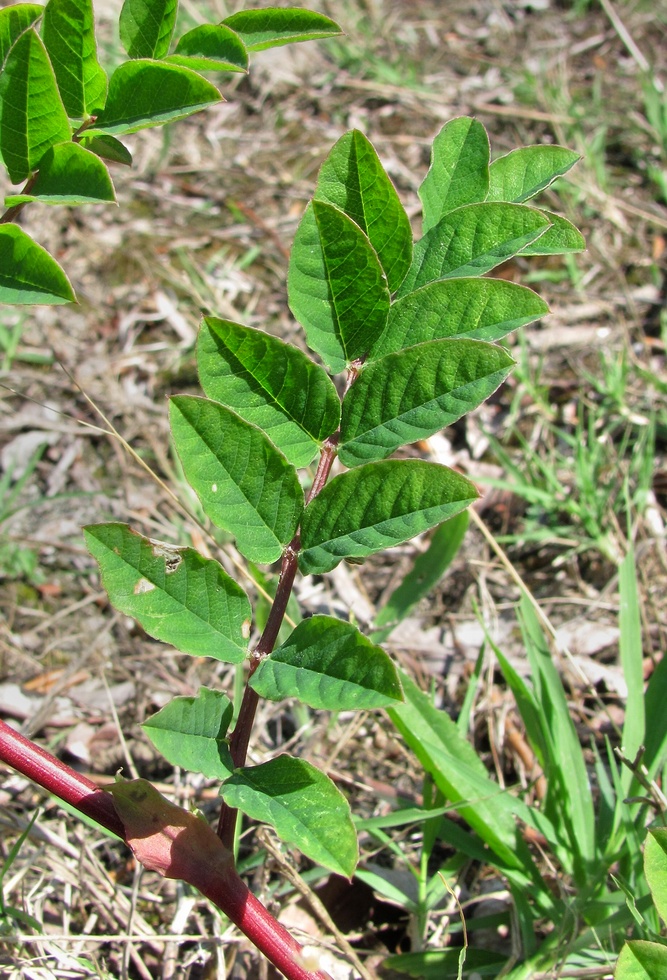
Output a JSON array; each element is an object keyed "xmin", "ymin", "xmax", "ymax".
[
  {"xmin": 197, "ymin": 317, "xmax": 340, "ymax": 468},
  {"xmin": 0, "ymin": 224, "xmax": 75, "ymax": 304},
  {"xmin": 615, "ymin": 941, "xmax": 667, "ymax": 979},
  {"xmin": 371, "ymin": 277, "xmax": 548, "ymax": 358},
  {"xmin": 0, "ymin": 28, "xmax": 71, "ymax": 182},
  {"xmin": 645, "ymin": 829, "xmax": 667, "ymax": 926},
  {"xmin": 221, "ymin": 7, "xmax": 341, "ymax": 52},
  {"xmin": 288, "ymin": 199, "xmax": 390, "ymax": 374},
  {"xmin": 488, "ymin": 144, "xmax": 580, "ymax": 203},
  {"xmin": 167, "ymin": 24, "xmax": 248, "ymax": 73},
  {"xmin": 299, "ymin": 460, "xmax": 478, "ymax": 575},
  {"xmin": 384, "ymin": 949, "xmax": 508, "ymax": 979},
  {"xmin": 84, "ymin": 523, "xmax": 251, "ymax": 662},
  {"xmin": 0, "ymin": 3, "xmax": 43, "ymax": 69},
  {"xmin": 339, "ymin": 339, "xmax": 514, "ymax": 466},
  {"xmin": 250, "ymin": 615, "xmax": 403, "ymax": 709},
  {"xmin": 519, "ymin": 211, "xmax": 585, "ymax": 255},
  {"xmin": 42, "ymin": 0, "xmax": 107, "ymax": 117},
  {"xmin": 89, "ymin": 59, "xmax": 221, "ymax": 136},
  {"xmin": 397, "ymin": 203, "xmax": 550, "ymax": 298},
  {"xmin": 119, "ymin": 0, "xmax": 177, "ymax": 59},
  {"xmin": 4, "ymin": 141, "xmax": 115, "ymax": 205},
  {"xmin": 143, "ymin": 687, "xmax": 234, "ymax": 779},
  {"xmin": 221, "ymin": 755, "xmax": 358, "ymax": 877},
  {"xmin": 420, "ymin": 116, "xmax": 490, "ymax": 233},
  {"xmin": 80, "ymin": 133, "xmax": 132, "ymax": 166},
  {"xmin": 169, "ymin": 396, "xmax": 303, "ymax": 565},
  {"xmin": 315, "ymin": 129, "xmax": 412, "ymax": 292}
]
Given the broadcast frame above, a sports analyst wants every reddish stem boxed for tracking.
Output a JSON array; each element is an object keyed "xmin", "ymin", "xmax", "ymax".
[{"xmin": 0, "ymin": 719, "xmax": 334, "ymax": 980}]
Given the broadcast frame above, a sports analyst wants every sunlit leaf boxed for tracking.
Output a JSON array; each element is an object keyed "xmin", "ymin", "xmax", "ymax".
[
  {"xmin": 339, "ymin": 339, "xmax": 514, "ymax": 466},
  {"xmin": 143, "ymin": 687, "xmax": 234, "ymax": 779},
  {"xmin": 615, "ymin": 941, "xmax": 667, "ymax": 979},
  {"xmin": 645, "ymin": 829, "xmax": 667, "ymax": 926},
  {"xmin": 250, "ymin": 616, "xmax": 403, "ymax": 709},
  {"xmin": 170, "ymin": 396, "xmax": 303, "ymax": 565},
  {"xmin": 288, "ymin": 199, "xmax": 390, "ymax": 374},
  {"xmin": 0, "ymin": 3, "xmax": 43, "ymax": 69},
  {"xmin": 119, "ymin": 0, "xmax": 177, "ymax": 59},
  {"xmin": 299, "ymin": 460, "xmax": 478, "ymax": 574},
  {"xmin": 197, "ymin": 317, "xmax": 340, "ymax": 468},
  {"xmin": 166, "ymin": 24, "xmax": 248, "ymax": 73},
  {"xmin": 42, "ymin": 0, "xmax": 107, "ymax": 116},
  {"xmin": 488, "ymin": 144, "xmax": 580, "ymax": 203},
  {"xmin": 0, "ymin": 28, "xmax": 71, "ymax": 182},
  {"xmin": 84, "ymin": 523, "xmax": 251, "ymax": 662},
  {"xmin": 0, "ymin": 224, "xmax": 75, "ymax": 304},
  {"xmin": 221, "ymin": 7, "xmax": 341, "ymax": 52},
  {"xmin": 4, "ymin": 141, "xmax": 115, "ymax": 205},
  {"xmin": 315, "ymin": 129, "xmax": 412, "ymax": 292},
  {"xmin": 420, "ymin": 116, "xmax": 490, "ymax": 233},
  {"xmin": 518, "ymin": 211, "xmax": 585, "ymax": 255},
  {"xmin": 221, "ymin": 755, "xmax": 358, "ymax": 876}
]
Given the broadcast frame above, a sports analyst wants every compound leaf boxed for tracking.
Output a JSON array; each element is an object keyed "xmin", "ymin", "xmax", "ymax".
[
  {"xmin": 420, "ymin": 116, "xmax": 490, "ymax": 233},
  {"xmin": 170, "ymin": 396, "xmax": 303, "ymax": 565},
  {"xmin": 84, "ymin": 523, "xmax": 251, "ymax": 662},
  {"xmin": 0, "ymin": 3, "xmax": 43, "ymax": 69},
  {"xmin": 142, "ymin": 687, "xmax": 234, "ymax": 780},
  {"xmin": 288, "ymin": 199, "xmax": 390, "ymax": 374},
  {"xmin": 371, "ymin": 277, "xmax": 548, "ymax": 358},
  {"xmin": 0, "ymin": 28, "xmax": 71, "ymax": 182},
  {"xmin": 339, "ymin": 339, "xmax": 514, "ymax": 466},
  {"xmin": 119, "ymin": 0, "xmax": 177, "ymax": 59},
  {"xmin": 42, "ymin": 0, "xmax": 107, "ymax": 117},
  {"xmin": 4, "ymin": 141, "xmax": 115, "ymax": 205},
  {"xmin": 221, "ymin": 8, "xmax": 341, "ymax": 52},
  {"xmin": 197, "ymin": 318, "xmax": 340, "ymax": 468},
  {"xmin": 488, "ymin": 144, "xmax": 580, "ymax": 203},
  {"xmin": 519, "ymin": 211, "xmax": 585, "ymax": 255},
  {"xmin": 250, "ymin": 616, "xmax": 403, "ymax": 710},
  {"xmin": 397, "ymin": 203, "xmax": 550, "ymax": 298},
  {"xmin": 315, "ymin": 129, "xmax": 412, "ymax": 292},
  {"xmin": 0, "ymin": 224, "xmax": 75, "ymax": 304},
  {"xmin": 166, "ymin": 24, "xmax": 248, "ymax": 73},
  {"xmin": 221, "ymin": 755, "xmax": 358, "ymax": 877},
  {"xmin": 89, "ymin": 59, "xmax": 221, "ymax": 136},
  {"xmin": 299, "ymin": 460, "xmax": 478, "ymax": 574}
]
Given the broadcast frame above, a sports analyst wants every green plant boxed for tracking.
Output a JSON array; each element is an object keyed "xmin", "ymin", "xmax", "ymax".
[
  {"xmin": 615, "ymin": 828, "xmax": 667, "ymax": 978},
  {"xmin": 0, "ymin": 9, "xmax": 589, "ymax": 973}
]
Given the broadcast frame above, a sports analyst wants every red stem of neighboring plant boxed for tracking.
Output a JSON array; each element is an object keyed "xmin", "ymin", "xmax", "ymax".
[{"xmin": 0, "ymin": 719, "xmax": 334, "ymax": 980}]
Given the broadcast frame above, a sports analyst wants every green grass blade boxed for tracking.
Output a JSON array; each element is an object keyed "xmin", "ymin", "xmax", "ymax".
[
  {"xmin": 298, "ymin": 460, "xmax": 478, "ymax": 575},
  {"xmin": 370, "ymin": 277, "xmax": 548, "ymax": 359},
  {"xmin": 339, "ymin": 338, "xmax": 514, "ymax": 466},
  {"xmin": 397, "ymin": 203, "xmax": 550, "ymax": 297},
  {"xmin": 419, "ymin": 117, "xmax": 490, "ymax": 233},
  {"xmin": 314, "ymin": 129, "xmax": 413, "ymax": 292},
  {"xmin": 618, "ymin": 543, "xmax": 646, "ymax": 792},
  {"xmin": 197, "ymin": 317, "xmax": 340, "ymax": 468}
]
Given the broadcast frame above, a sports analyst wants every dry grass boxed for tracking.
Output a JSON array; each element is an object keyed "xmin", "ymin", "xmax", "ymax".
[{"xmin": 1, "ymin": 1, "xmax": 666, "ymax": 977}]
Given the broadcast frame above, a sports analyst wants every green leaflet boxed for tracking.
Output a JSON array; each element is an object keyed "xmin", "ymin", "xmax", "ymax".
[
  {"xmin": 221, "ymin": 8, "xmax": 341, "ymax": 52},
  {"xmin": 166, "ymin": 24, "xmax": 248, "ymax": 73},
  {"xmin": 397, "ymin": 203, "xmax": 550, "ymax": 297},
  {"xmin": 221, "ymin": 755, "xmax": 358, "ymax": 877},
  {"xmin": 370, "ymin": 277, "xmax": 548, "ymax": 358},
  {"xmin": 0, "ymin": 3, "xmax": 43, "ymax": 69},
  {"xmin": 419, "ymin": 116, "xmax": 490, "ymax": 233},
  {"xmin": 197, "ymin": 317, "xmax": 340, "ymax": 468},
  {"xmin": 4, "ymin": 141, "xmax": 115, "ymax": 206},
  {"xmin": 287, "ymin": 199, "xmax": 390, "ymax": 374},
  {"xmin": 645, "ymin": 830, "xmax": 667, "ymax": 925},
  {"xmin": 88, "ymin": 59, "xmax": 221, "ymax": 136},
  {"xmin": 518, "ymin": 211, "xmax": 585, "ymax": 255},
  {"xmin": 488, "ymin": 144, "xmax": 581, "ymax": 203},
  {"xmin": 0, "ymin": 224, "xmax": 75, "ymax": 304},
  {"xmin": 42, "ymin": 0, "xmax": 107, "ymax": 117},
  {"xmin": 0, "ymin": 28, "xmax": 71, "ymax": 183},
  {"xmin": 84, "ymin": 523, "xmax": 251, "ymax": 662},
  {"xmin": 615, "ymin": 941, "xmax": 667, "ymax": 979},
  {"xmin": 299, "ymin": 459, "xmax": 478, "ymax": 575},
  {"xmin": 80, "ymin": 134, "xmax": 132, "ymax": 166},
  {"xmin": 339, "ymin": 339, "xmax": 514, "ymax": 466},
  {"xmin": 169, "ymin": 396, "xmax": 304, "ymax": 565},
  {"xmin": 142, "ymin": 687, "xmax": 234, "ymax": 780},
  {"xmin": 314, "ymin": 129, "xmax": 412, "ymax": 292},
  {"xmin": 119, "ymin": 0, "xmax": 177, "ymax": 60},
  {"xmin": 249, "ymin": 615, "xmax": 403, "ymax": 710}
]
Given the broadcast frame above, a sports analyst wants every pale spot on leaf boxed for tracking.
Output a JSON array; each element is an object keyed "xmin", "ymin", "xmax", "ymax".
[{"xmin": 134, "ymin": 577, "xmax": 156, "ymax": 595}]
